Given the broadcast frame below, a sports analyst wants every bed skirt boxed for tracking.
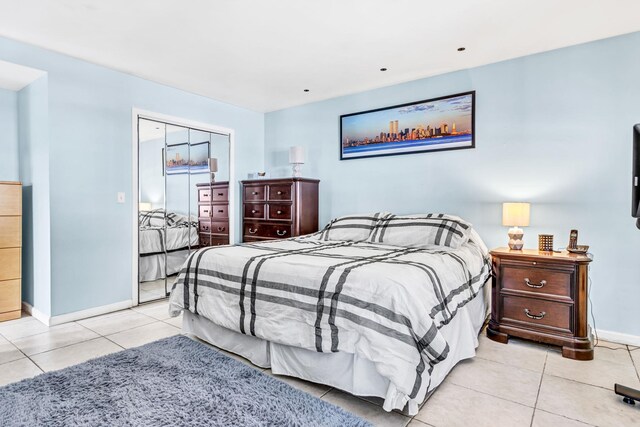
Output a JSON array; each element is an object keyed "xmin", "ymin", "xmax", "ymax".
[{"xmin": 181, "ymin": 278, "xmax": 490, "ymax": 415}]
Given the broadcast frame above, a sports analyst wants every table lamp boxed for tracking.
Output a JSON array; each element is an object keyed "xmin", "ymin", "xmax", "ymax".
[
  {"xmin": 502, "ymin": 202, "xmax": 530, "ymax": 250},
  {"xmin": 289, "ymin": 146, "xmax": 304, "ymax": 177},
  {"xmin": 208, "ymin": 157, "xmax": 218, "ymax": 182}
]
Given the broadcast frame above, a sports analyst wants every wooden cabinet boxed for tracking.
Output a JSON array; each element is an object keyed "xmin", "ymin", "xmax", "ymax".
[
  {"xmin": 487, "ymin": 247, "xmax": 593, "ymax": 360},
  {"xmin": 241, "ymin": 178, "xmax": 319, "ymax": 242},
  {"xmin": 196, "ymin": 181, "xmax": 229, "ymax": 247},
  {"xmin": 0, "ymin": 182, "xmax": 21, "ymax": 322}
]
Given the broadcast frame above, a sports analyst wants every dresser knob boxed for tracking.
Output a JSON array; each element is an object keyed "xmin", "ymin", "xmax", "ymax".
[
  {"xmin": 524, "ymin": 309, "xmax": 546, "ymax": 320},
  {"xmin": 276, "ymin": 210, "xmax": 283, "ymax": 215},
  {"xmin": 252, "ymin": 191, "xmax": 258, "ymax": 195},
  {"xmin": 532, "ymin": 261, "xmax": 537, "ymax": 265},
  {"xmin": 217, "ymin": 227, "xmax": 225, "ymax": 232},
  {"xmin": 251, "ymin": 209, "xmax": 258, "ymax": 214},
  {"xmin": 524, "ymin": 278, "xmax": 546, "ymax": 289},
  {"xmin": 277, "ymin": 191, "xmax": 283, "ymax": 195}
]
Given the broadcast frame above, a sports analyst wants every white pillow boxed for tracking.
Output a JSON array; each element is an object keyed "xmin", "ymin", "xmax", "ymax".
[
  {"xmin": 317, "ymin": 212, "xmax": 390, "ymax": 241},
  {"xmin": 367, "ymin": 213, "xmax": 473, "ymax": 249}
]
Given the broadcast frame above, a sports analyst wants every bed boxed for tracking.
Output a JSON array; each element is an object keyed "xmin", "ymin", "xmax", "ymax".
[
  {"xmin": 168, "ymin": 213, "xmax": 491, "ymax": 415},
  {"xmin": 139, "ymin": 209, "xmax": 199, "ymax": 282}
]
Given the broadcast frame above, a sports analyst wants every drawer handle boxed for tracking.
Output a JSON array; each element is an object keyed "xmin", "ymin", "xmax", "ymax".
[
  {"xmin": 277, "ymin": 191, "xmax": 283, "ymax": 195},
  {"xmin": 217, "ymin": 193, "xmax": 224, "ymax": 196},
  {"xmin": 524, "ymin": 309, "xmax": 546, "ymax": 320},
  {"xmin": 251, "ymin": 209, "xmax": 259, "ymax": 214},
  {"xmin": 249, "ymin": 228, "xmax": 257, "ymax": 234},
  {"xmin": 217, "ymin": 227, "xmax": 225, "ymax": 232},
  {"xmin": 203, "ymin": 193, "xmax": 209, "ymax": 197},
  {"xmin": 218, "ymin": 209, "xmax": 224, "ymax": 213},
  {"xmin": 276, "ymin": 210, "xmax": 283, "ymax": 215},
  {"xmin": 276, "ymin": 230, "xmax": 287, "ymax": 236},
  {"xmin": 524, "ymin": 278, "xmax": 546, "ymax": 289},
  {"xmin": 203, "ymin": 226, "xmax": 209, "ymax": 231},
  {"xmin": 252, "ymin": 191, "xmax": 259, "ymax": 195}
]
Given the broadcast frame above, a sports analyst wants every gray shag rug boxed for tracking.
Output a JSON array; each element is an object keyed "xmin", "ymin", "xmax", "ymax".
[{"xmin": 0, "ymin": 335, "xmax": 371, "ymax": 427}]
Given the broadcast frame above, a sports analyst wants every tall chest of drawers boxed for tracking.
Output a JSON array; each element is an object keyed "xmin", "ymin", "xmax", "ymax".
[
  {"xmin": 196, "ymin": 181, "xmax": 230, "ymax": 247},
  {"xmin": 0, "ymin": 182, "xmax": 22, "ymax": 322},
  {"xmin": 241, "ymin": 178, "xmax": 319, "ymax": 242},
  {"xmin": 487, "ymin": 248, "xmax": 593, "ymax": 360}
]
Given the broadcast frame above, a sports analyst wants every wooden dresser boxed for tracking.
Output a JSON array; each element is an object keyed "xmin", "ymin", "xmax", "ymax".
[
  {"xmin": 487, "ymin": 248, "xmax": 593, "ymax": 360},
  {"xmin": 196, "ymin": 181, "xmax": 229, "ymax": 247},
  {"xmin": 241, "ymin": 178, "xmax": 319, "ymax": 242},
  {"xmin": 0, "ymin": 182, "xmax": 22, "ymax": 322}
]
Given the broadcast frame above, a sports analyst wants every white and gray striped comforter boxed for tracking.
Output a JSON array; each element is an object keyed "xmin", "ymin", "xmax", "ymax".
[{"xmin": 168, "ymin": 232, "xmax": 490, "ymax": 407}]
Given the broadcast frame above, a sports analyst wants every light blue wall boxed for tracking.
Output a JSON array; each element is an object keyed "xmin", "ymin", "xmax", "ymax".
[
  {"xmin": 265, "ymin": 32, "xmax": 640, "ymax": 337},
  {"xmin": 0, "ymin": 87, "xmax": 19, "ymax": 181},
  {"xmin": 0, "ymin": 36, "xmax": 264, "ymax": 316},
  {"xmin": 18, "ymin": 76, "xmax": 51, "ymax": 315}
]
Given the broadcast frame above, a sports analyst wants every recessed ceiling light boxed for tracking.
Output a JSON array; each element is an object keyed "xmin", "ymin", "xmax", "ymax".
[
  {"xmin": 457, "ymin": 47, "xmax": 466, "ymax": 52},
  {"xmin": 303, "ymin": 89, "xmax": 310, "ymax": 92},
  {"xmin": 380, "ymin": 67, "xmax": 388, "ymax": 71}
]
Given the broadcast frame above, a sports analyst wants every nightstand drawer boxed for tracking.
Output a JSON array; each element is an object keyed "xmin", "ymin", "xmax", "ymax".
[
  {"xmin": 501, "ymin": 265, "xmax": 571, "ymax": 298},
  {"xmin": 501, "ymin": 295, "xmax": 572, "ymax": 333}
]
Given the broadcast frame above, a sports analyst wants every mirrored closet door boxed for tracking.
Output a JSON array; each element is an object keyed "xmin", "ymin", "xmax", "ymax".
[{"xmin": 137, "ymin": 117, "xmax": 231, "ymax": 304}]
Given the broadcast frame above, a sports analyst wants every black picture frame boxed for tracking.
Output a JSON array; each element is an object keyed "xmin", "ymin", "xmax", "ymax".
[{"xmin": 339, "ymin": 91, "xmax": 475, "ymax": 161}]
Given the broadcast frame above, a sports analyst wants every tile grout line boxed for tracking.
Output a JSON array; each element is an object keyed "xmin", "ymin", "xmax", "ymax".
[
  {"xmin": 447, "ymin": 381, "xmax": 536, "ymax": 408},
  {"xmin": 529, "ymin": 350, "xmax": 548, "ymax": 427},
  {"xmin": 629, "ymin": 346, "xmax": 640, "ymax": 383}
]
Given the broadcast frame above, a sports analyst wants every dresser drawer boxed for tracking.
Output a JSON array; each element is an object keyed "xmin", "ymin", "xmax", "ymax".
[
  {"xmin": 268, "ymin": 184, "xmax": 292, "ymax": 201},
  {"xmin": 198, "ymin": 188, "xmax": 212, "ymax": 203},
  {"xmin": 244, "ymin": 203, "xmax": 266, "ymax": 220},
  {"xmin": 0, "ymin": 216, "xmax": 21, "ymax": 248},
  {"xmin": 0, "ymin": 279, "xmax": 20, "ymax": 313},
  {"xmin": 268, "ymin": 203, "xmax": 292, "ymax": 221},
  {"xmin": 0, "ymin": 248, "xmax": 20, "ymax": 281},
  {"xmin": 501, "ymin": 265, "xmax": 572, "ymax": 299},
  {"xmin": 501, "ymin": 295, "xmax": 572, "ymax": 333},
  {"xmin": 200, "ymin": 205, "xmax": 228, "ymax": 219},
  {"xmin": 210, "ymin": 187, "xmax": 228, "ymax": 202},
  {"xmin": 0, "ymin": 184, "xmax": 21, "ymax": 216},
  {"xmin": 200, "ymin": 234, "xmax": 229, "ymax": 247},
  {"xmin": 244, "ymin": 222, "xmax": 292, "ymax": 240},
  {"xmin": 244, "ymin": 185, "xmax": 265, "ymax": 202},
  {"xmin": 199, "ymin": 220, "xmax": 229, "ymax": 235}
]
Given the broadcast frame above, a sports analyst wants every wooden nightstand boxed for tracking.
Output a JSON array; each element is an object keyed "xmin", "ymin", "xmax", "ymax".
[{"xmin": 487, "ymin": 248, "xmax": 594, "ymax": 360}]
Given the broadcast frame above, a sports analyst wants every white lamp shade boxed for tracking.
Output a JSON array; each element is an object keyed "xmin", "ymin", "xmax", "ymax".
[
  {"xmin": 502, "ymin": 202, "xmax": 531, "ymax": 227},
  {"xmin": 139, "ymin": 202, "xmax": 152, "ymax": 211},
  {"xmin": 289, "ymin": 146, "xmax": 304, "ymax": 164},
  {"xmin": 208, "ymin": 157, "xmax": 218, "ymax": 172}
]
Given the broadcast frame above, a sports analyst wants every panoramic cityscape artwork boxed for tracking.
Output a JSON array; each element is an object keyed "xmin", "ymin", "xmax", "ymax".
[{"xmin": 340, "ymin": 91, "xmax": 475, "ymax": 160}]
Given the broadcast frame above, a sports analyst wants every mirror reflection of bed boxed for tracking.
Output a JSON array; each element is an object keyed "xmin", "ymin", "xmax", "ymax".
[{"xmin": 137, "ymin": 118, "xmax": 230, "ymax": 304}]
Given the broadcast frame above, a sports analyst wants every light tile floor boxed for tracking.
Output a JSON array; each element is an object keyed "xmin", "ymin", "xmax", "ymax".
[{"xmin": 1, "ymin": 300, "xmax": 639, "ymax": 427}]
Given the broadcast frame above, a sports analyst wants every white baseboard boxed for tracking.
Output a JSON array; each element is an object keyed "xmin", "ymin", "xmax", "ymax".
[
  {"xmin": 596, "ymin": 329, "xmax": 640, "ymax": 347},
  {"xmin": 22, "ymin": 300, "xmax": 133, "ymax": 327},
  {"xmin": 21, "ymin": 302, "xmax": 51, "ymax": 326}
]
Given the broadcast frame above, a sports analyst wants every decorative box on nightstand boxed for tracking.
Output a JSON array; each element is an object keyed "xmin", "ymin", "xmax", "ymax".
[{"xmin": 487, "ymin": 248, "xmax": 594, "ymax": 360}]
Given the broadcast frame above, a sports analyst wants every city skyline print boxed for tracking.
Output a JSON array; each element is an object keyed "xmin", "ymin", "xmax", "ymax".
[{"xmin": 340, "ymin": 91, "xmax": 475, "ymax": 160}]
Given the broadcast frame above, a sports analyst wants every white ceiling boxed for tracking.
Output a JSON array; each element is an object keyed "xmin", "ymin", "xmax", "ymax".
[
  {"xmin": 0, "ymin": 0, "xmax": 639, "ymax": 112},
  {"xmin": 0, "ymin": 59, "xmax": 45, "ymax": 91}
]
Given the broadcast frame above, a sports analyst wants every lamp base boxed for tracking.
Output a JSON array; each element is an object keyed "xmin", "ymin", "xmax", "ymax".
[
  {"xmin": 507, "ymin": 226, "xmax": 524, "ymax": 250},
  {"xmin": 291, "ymin": 163, "xmax": 302, "ymax": 178},
  {"xmin": 210, "ymin": 172, "xmax": 216, "ymax": 183}
]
